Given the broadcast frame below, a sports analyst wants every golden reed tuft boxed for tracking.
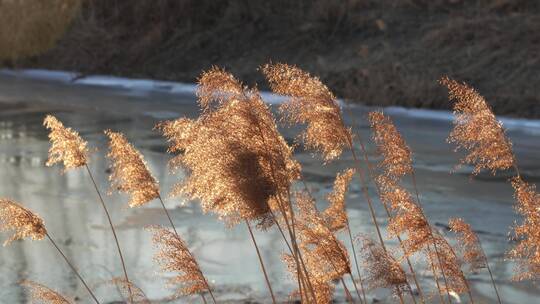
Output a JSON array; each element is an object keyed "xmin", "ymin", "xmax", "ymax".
[
  {"xmin": 43, "ymin": 115, "xmax": 88, "ymax": 171},
  {"xmin": 105, "ymin": 130, "xmax": 159, "ymax": 207},
  {"xmin": 0, "ymin": 199, "xmax": 46, "ymax": 246},
  {"xmin": 21, "ymin": 280, "xmax": 72, "ymax": 304},
  {"xmin": 357, "ymin": 235, "xmax": 409, "ymax": 297},
  {"xmin": 377, "ymin": 176, "xmax": 433, "ymax": 256},
  {"xmin": 430, "ymin": 235, "xmax": 470, "ymax": 296},
  {"xmin": 449, "ymin": 218, "xmax": 487, "ymax": 273},
  {"xmin": 323, "ymin": 168, "xmax": 355, "ymax": 233},
  {"xmin": 282, "ymin": 192, "xmax": 350, "ymax": 302},
  {"xmin": 440, "ymin": 77, "xmax": 514, "ymax": 175},
  {"xmin": 368, "ymin": 111, "xmax": 412, "ymax": 179},
  {"xmin": 262, "ymin": 63, "xmax": 351, "ymax": 161},
  {"xmin": 508, "ymin": 177, "xmax": 540, "ymax": 281},
  {"xmin": 148, "ymin": 226, "xmax": 212, "ymax": 297},
  {"xmin": 108, "ymin": 278, "xmax": 151, "ymax": 304},
  {"xmin": 159, "ymin": 68, "xmax": 299, "ymax": 227}
]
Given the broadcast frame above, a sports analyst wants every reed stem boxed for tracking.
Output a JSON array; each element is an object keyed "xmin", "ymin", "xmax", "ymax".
[
  {"xmin": 201, "ymin": 293, "xmax": 208, "ymax": 304},
  {"xmin": 346, "ymin": 106, "xmax": 426, "ymax": 303},
  {"xmin": 245, "ymin": 220, "xmax": 277, "ymax": 304},
  {"xmin": 46, "ymin": 232, "xmax": 100, "ymax": 304},
  {"xmin": 84, "ymin": 164, "xmax": 133, "ymax": 304},
  {"xmin": 485, "ymin": 259, "xmax": 502, "ymax": 304}
]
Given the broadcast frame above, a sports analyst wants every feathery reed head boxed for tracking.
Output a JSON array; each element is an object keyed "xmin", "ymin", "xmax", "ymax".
[
  {"xmin": 377, "ymin": 177, "xmax": 433, "ymax": 255},
  {"xmin": 262, "ymin": 63, "xmax": 351, "ymax": 161},
  {"xmin": 0, "ymin": 199, "xmax": 46, "ymax": 246},
  {"xmin": 197, "ymin": 66, "xmax": 245, "ymax": 112},
  {"xmin": 369, "ymin": 111, "xmax": 412, "ymax": 179},
  {"xmin": 323, "ymin": 168, "xmax": 355, "ymax": 232},
  {"xmin": 295, "ymin": 191, "xmax": 351, "ymax": 280},
  {"xmin": 440, "ymin": 77, "xmax": 514, "ymax": 175},
  {"xmin": 108, "ymin": 278, "xmax": 150, "ymax": 304},
  {"xmin": 105, "ymin": 130, "xmax": 159, "ymax": 207},
  {"xmin": 159, "ymin": 68, "xmax": 299, "ymax": 227},
  {"xmin": 430, "ymin": 235, "xmax": 470, "ymax": 295},
  {"xmin": 449, "ymin": 218, "xmax": 487, "ymax": 273},
  {"xmin": 357, "ymin": 235, "xmax": 409, "ymax": 297},
  {"xmin": 21, "ymin": 280, "xmax": 72, "ymax": 304},
  {"xmin": 508, "ymin": 177, "xmax": 540, "ymax": 281},
  {"xmin": 43, "ymin": 115, "xmax": 88, "ymax": 171},
  {"xmin": 148, "ymin": 226, "xmax": 211, "ymax": 297}
]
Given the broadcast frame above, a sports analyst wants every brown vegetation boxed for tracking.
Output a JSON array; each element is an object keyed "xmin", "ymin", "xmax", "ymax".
[{"xmin": 11, "ymin": 0, "xmax": 540, "ymax": 117}]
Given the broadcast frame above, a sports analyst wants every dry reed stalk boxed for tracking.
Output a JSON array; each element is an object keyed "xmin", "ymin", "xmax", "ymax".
[
  {"xmin": 343, "ymin": 105, "xmax": 426, "ymax": 303},
  {"xmin": 440, "ymin": 77, "xmax": 515, "ymax": 175},
  {"xmin": 159, "ymin": 68, "xmax": 309, "ymax": 302},
  {"xmin": 21, "ymin": 280, "xmax": 73, "ymax": 304},
  {"xmin": 105, "ymin": 130, "xmax": 181, "ymax": 248},
  {"xmin": 449, "ymin": 218, "xmax": 502, "ymax": 303},
  {"xmin": 322, "ymin": 168, "xmax": 367, "ymax": 303},
  {"xmin": 369, "ymin": 110, "xmax": 471, "ymax": 303},
  {"xmin": 263, "ymin": 63, "xmax": 386, "ymax": 302},
  {"xmin": 440, "ymin": 78, "xmax": 537, "ymax": 283},
  {"xmin": 430, "ymin": 234, "xmax": 474, "ymax": 304},
  {"xmin": 0, "ymin": 199, "xmax": 100, "ymax": 304},
  {"xmin": 107, "ymin": 278, "xmax": 151, "ymax": 304},
  {"xmin": 508, "ymin": 177, "xmax": 540, "ymax": 282},
  {"xmin": 148, "ymin": 226, "xmax": 215, "ymax": 303},
  {"xmin": 283, "ymin": 192, "xmax": 352, "ymax": 303},
  {"xmin": 44, "ymin": 115, "xmax": 131, "ymax": 303},
  {"xmin": 105, "ymin": 130, "xmax": 159, "ymax": 208}
]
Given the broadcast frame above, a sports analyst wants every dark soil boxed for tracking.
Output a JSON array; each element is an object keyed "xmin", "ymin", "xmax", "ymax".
[{"xmin": 19, "ymin": 0, "xmax": 540, "ymax": 118}]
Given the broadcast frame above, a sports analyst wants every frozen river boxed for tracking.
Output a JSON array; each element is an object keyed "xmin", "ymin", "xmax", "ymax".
[{"xmin": 0, "ymin": 70, "xmax": 539, "ymax": 303}]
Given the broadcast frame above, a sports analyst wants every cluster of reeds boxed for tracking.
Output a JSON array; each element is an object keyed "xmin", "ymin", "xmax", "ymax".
[{"xmin": 0, "ymin": 63, "xmax": 538, "ymax": 304}]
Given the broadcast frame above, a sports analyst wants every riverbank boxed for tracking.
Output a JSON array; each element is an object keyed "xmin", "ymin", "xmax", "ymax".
[{"xmin": 17, "ymin": 0, "xmax": 540, "ymax": 118}]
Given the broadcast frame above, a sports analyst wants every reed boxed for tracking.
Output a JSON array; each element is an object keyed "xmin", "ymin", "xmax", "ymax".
[
  {"xmin": 0, "ymin": 199, "xmax": 100, "ymax": 304},
  {"xmin": 44, "ymin": 115, "xmax": 133, "ymax": 303},
  {"xmin": 148, "ymin": 225, "xmax": 215, "ymax": 303},
  {"xmin": 449, "ymin": 218, "xmax": 502, "ymax": 303},
  {"xmin": 263, "ymin": 63, "xmax": 385, "ymax": 302},
  {"xmin": 21, "ymin": 280, "xmax": 73, "ymax": 304},
  {"xmin": 441, "ymin": 77, "xmax": 538, "ymax": 284}
]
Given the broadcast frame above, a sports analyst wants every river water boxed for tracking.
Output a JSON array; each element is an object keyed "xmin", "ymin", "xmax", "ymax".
[{"xmin": 0, "ymin": 71, "xmax": 539, "ymax": 303}]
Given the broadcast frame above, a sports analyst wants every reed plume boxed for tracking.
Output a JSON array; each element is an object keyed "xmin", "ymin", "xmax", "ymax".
[
  {"xmin": 262, "ymin": 63, "xmax": 351, "ymax": 161},
  {"xmin": 0, "ymin": 198, "xmax": 46, "ymax": 246},
  {"xmin": 159, "ymin": 70, "xmax": 299, "ymax": 228},
  {"xmin": 323, "ymin": 168, "xmax": 355, "ymax": 232},
  {"xmin": 508, "ymin": 177, "xmax": 540, "ymax": 281},
  {"xmin": 450, "ymin": 218, "xmax": 503, "ymax": 303},
  {"xmin": 21, "ymin": 280, "xmax": 72, "ymax": 304},
  {"xmin": 448, "ymin": 218, "xmax": 487, "ymax": 273},
  {"xmin": 105, "ymin": 130, "xmax": 159, "ymax": 207},
  {"xmin": 378, "ymin": 177, "xmax": 433, "ymax": 256},
  {"xmin": 43, "ymin": 115, "xmax": 88, "ymax": 171},
  {"xmin": 430, "ymin": 235, "xmax": 472, "ymax": 299},
  {"xmin": 282, "ymin": 192, "xmax": 351, "ymax": 302},
  {"xmin": 357, "ymin": 235, "xmax": 409, "ymax": 298},
  {"xmin": 197, "ymin": 66, "xmax": 245, "ymax": 112},
  {"xmin": 148, "ymin": 226, "xmax": 213, "ymax": 299},
  {"xmin": 108, "ymin": 278, "xmax": 151, "ymax": 304},
  {"xmin": 1, "ymin": 199, "xmax": 99, "ymax": 303},
  {"xmin": 440, "ymin": 77, "xmax": 514, "ymax": 175},
  {"xmin": 44, "ymin": 116, "xmax": 130, "ymax": 303},
  {"xmin": 368, "ymin": 111, "xmax": 412, "ymax": 179}
]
